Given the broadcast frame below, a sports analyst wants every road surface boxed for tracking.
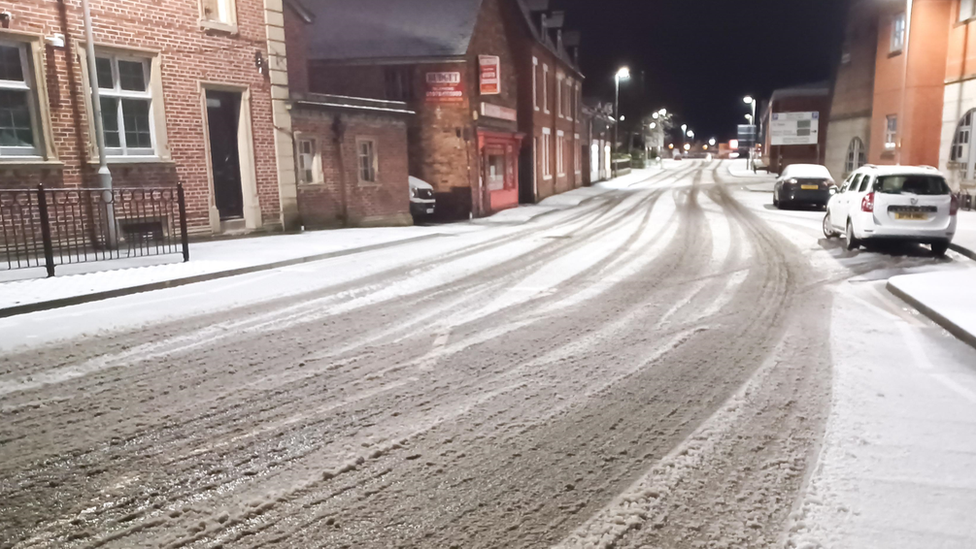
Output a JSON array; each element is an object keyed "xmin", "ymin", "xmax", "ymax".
[{"xmin": 2, "ymin": 161, "xmax": 974, "ymax": 549}]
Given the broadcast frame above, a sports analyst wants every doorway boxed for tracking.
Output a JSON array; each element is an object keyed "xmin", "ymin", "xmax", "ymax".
[{"xmin": 206, "ymin": 90, "xmax": 244, "ymax": 220}]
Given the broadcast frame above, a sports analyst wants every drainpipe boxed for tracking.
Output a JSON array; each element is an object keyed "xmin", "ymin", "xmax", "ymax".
[
  {"xmin": 897, "ymin": 0, "xmax": 914, "ymax": 166},
  {"xmin": 82, "ymin": 0, "xmax": 116, "ymax": 247}
]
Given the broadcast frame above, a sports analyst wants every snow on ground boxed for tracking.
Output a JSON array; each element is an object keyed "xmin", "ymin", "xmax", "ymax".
[
  {"xmin": 954, "ymin": 209, "xmax": 976, "ymax": 255},
  {"xmin": 786, "ymin": 280, "xmax": 976, "ymax": 549},
  {"xmin": 888, "ymin": 269, "xmax": 976, "ymax": 341}
]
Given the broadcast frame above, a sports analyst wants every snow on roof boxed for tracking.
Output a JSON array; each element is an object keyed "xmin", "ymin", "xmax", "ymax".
[
  {"xmin": 301, "ymin": 0, "xmax": 484, "ymax": 61},
  {"xmin": 782, "ymin": 164, "xmax": 833, "ymax": 181},
  {"xmin": 859, "ymin": 165, "xmax": 944, "ymax": 177}
]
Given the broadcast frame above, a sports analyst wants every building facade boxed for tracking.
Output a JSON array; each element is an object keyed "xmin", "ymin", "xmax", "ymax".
[
  {"xmin": 824, "ymin": 0, "xmax": 879, "ymax": 182},
  {"xmin": 760, "ymin": 83, "xmax": 832, "ymax": 174},
  {"xmin": 0, "ymin": 0, "xmax": 297, "ymax": 235},
  {"xmin": 942, "ymin": 0, "xmax": 976, "ymax": 192}
]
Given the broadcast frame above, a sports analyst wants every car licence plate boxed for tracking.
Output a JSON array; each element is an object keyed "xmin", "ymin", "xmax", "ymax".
[
  {"xmin": 800, "ymin": 185, "xmax": 819, "ymax": 190},
  {"xmin": 895, "ymin": 212, "xmax": 928, "ymax": 220},
  {"xmin": 426, "ymin": 208, "xmax": 434, "ymax": 214}
]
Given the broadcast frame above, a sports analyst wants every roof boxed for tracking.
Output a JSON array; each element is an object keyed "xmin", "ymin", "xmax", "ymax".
[
  {"xmin": 770, "ymin": 81, "xmax": 831, "ymax": 101},
  {"xmin": 782, "ymin": 164, "xmax": 833, "ymax": 181},
  {"xmin": 299, "ymin": 0, "xmax": 484, "ymax": 61},
  {"xmin": 291, "ymin": 93, "xmax": 415, "ymax": 115},
  {"xmin": 855, "ymin": 164, "xmax": 944, "ymax": 177}
]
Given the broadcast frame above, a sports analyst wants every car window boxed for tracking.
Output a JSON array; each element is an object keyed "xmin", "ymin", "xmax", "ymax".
[
  {"xmin": 846, "ymin": 175, "xmax": 862, "ymax": 192},
  {"xmin": 858, "ymin": 176, "xmax": 871, "ymax": 192},
  {"xmin": 873, "ymin": 175, "xmax": 950, "ymax": 195}
]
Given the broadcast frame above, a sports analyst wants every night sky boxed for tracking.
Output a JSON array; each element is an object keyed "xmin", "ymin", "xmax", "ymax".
[{"xmin": 556, "ymin": 0, "xmax": 850, "ymax": 142}]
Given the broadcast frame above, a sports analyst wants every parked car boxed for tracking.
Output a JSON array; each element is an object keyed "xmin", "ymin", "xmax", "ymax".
[
  {"xmin": 409, "ymin": 176, "xmax": 436, "ymax": 220},
  {"xmin": 773, "ymin": 164, "xmax": 834, "ymax": 210},
  {"xmin": 822, "ymin": 165, "xmax": 958, "ymax": 256}
]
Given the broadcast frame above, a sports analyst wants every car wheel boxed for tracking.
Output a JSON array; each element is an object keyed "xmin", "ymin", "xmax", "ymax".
[
  {"xmin": 823, "ymin": 212, "xmax": 837, "ymax": 239},
  {"xmin": 931, "ymin": 242, "xmax": 949, "ymax": 257},
  {"xmin": 846, "ymin": 220, "xmax": 860, "ymax": 251},
  {"xmin": 773, "ymin": 193, "xmax": 779, "ymax": 208}
]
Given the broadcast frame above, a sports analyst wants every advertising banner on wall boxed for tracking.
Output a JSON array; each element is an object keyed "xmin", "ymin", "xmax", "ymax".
[
  {"xmin": 425, "ymin": 72, "xmax": 464, "ymax": 103},
  {"xmin": 770, "ymin": 112, "xmax": 820, "ymax": 146},
  {"xmin": 479, "ymin": 55, "xmax": 501, "ymax": 95}
]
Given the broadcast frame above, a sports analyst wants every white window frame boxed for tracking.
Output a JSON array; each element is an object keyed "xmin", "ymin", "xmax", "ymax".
[
  {"xmin": 565, "ymin": 79, "xmax": 573, "ymax": 121},
  {"xmin": 557, "ymin": 130, "xmax": 565, "ymax": 176},
  {"xmin": 574, "ymin": 133, "xmax": 581, "ymax": 174},
  {"xmin": 357, "ymin": 137, "xmax": 378, "ymax": 184},
  {"xmin": 890, "ymin": 12, "xmax": 906, "ymax": 53},
  {"xmin": 557, "ymin": 73, "xmax": 564, "ymax": 118},
  {"xmin": 296, "ymin": 135, "xmax": 323, "ymax": 185},
  {"xmin": 532, "ymin": 57, "xmax": 539, "ymax": 111},
  {"xmin": 200, "ymin": 0, "xmax": 238, "ymax": 31},
  {"xmin": 0, "ymin": 39, "xmax": 43, "ymax": 159},
  {"xmin": 95, "ymin": 53, "xmax": 157, "ymax": 157},
  {"xmin": 960, "ymin": 0, "xmax": 975, "ymax": 22},
  {"xmin": 845, "ymin": 137, "xmax": 865, "ymax": 174},
  {"xmin": 543, "ymin": 64, "xmax": 550, "ymax": 114},
  {"xmin": 542, "ymin": 127, "xmax": 552, "ymax": 180},
  {"xmin": 885, "ymin": 115, "xmax": 897, "ymax": 150}
]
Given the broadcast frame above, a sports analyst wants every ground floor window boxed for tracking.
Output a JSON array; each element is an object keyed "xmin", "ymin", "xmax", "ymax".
[
  {"xmin": 846, "ymin": 137, "xmax": 866, "ymax": 174},
  {"xmin": 357, "ymin": 138, "xmax": 376, "ymax": 183},
  {"xmin": 556, "ymin": 130, "xmax": 565, "ymax": 176},
  {"xmin": 542, "ymin": 129, "xmax": 552, "ymax": 179},
  {"xmin": 951, "ymin": 110, "xmax": 973, "ymax": 164},
  {"xmin": 297, "ymin": 137, "xmax": 321, "ymax": 184},
  {"xmin": 0, "ymin": 41, "xmax": 41, "ymax": 158},
  {"xmin": 487, "ymin": 152, "xmax": 505, "ymax": 191},
  {"xmin": 95, "ymin": 53, "xmax": 156, "ymax": 156}
]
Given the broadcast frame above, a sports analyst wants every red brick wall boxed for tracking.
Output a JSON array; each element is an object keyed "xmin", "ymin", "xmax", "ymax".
[
  {"xmin": 284, "ymin": 3, "xmax": 309, "ymax": 95},
  {"xmin": 292, "ymin": 109, "xmax": 411, "ymax": 228},
  {"xmin": 1, "ymin": 0, "xmax": 281, "ymax": 234}
]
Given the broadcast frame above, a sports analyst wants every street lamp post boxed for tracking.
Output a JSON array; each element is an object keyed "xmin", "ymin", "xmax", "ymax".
[
  {"xmin": 744, "ymin": 96, "xmax": 758, "ymax": 172},
  {"xmin": 614, "ymin": 67, "xmax": 630, "ymax": 178}
]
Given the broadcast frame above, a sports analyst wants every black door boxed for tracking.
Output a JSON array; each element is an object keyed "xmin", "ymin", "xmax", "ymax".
[
  {"xmin": 206, "ymin": 91, "xmax": 244, "ymax": 220},
  {"xmin": 519, "ymin": 140, "xmax": 535, "ymax": 204}
]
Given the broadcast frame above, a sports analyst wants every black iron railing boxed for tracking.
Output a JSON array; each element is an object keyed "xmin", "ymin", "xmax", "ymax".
[
  {"xmin": 954, "ymin": 191, "xmax": 973, "ymax": 212},
  {"xmin": 1, "ymin": 184, "xmax": 189, "ymax": 277}
]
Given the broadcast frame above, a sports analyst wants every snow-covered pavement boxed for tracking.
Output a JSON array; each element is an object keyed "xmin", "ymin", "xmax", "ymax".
[{"xmin": 1, "ymin": 161, "xmax": 974, "ymax": 549}]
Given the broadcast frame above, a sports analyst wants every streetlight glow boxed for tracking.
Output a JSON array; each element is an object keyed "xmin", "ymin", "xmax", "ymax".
[
  {"xmin": 681, "ymin": 124, "xmax": 688, "ymax": 132},
  {"xmin": 652, "ymin": 112, "xmax": 659, "ymax": 119},
  {"xmin": 659, "ymin": 108, "xmax": 667, "ymax": 116},
  {"xmin": 650, "ymin": 122, "xmax": 657, "ymax": 129},
  {"xmin": 683, "ymin": 143, "xmax": 691, "ymax": 151},
  {"xmin": 616, "ymin": 67, "xmax": 631, "ymax": 80},
  {"xmin": 743, "ymin": 95, "xmax": 754, "ymax": 105},
  {"xmin": 687, "ymin": 130, "xmax": 695, "ymax": 138},
  {"xmin": 708, "ymin": 138, "xmax": 717, "ymax": 146}
]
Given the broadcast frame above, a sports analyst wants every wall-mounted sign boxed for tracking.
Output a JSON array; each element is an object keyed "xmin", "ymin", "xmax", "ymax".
[
  {"xmin": 770, "ymin": 112, "xmax": 820, "ymax": 146},
  {"xmin": 479, "ymin": 55, "xmax": 501, "ymax": 95},
  {"xmin": 480, "ymin": 102, "xmax": 517, "ymax": 122},
  {"xmin": 425, "ymin": 72, "xmax": 464, "ymax": 103}
]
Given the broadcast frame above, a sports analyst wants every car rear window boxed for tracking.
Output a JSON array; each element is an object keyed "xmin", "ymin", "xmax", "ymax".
[{"xmin": 874, "ymin": 175, "xmax": 949, "ymax": 195}]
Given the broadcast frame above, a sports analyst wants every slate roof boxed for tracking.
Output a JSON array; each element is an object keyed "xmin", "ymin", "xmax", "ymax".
[{"xmin": 300, "ymin": 0, "xmax": 485, "ymax": 61}]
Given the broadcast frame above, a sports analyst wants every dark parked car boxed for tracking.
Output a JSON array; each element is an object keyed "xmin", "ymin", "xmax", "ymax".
[{"xmin": 773, "ymin": 164, "xmax": 834, "ymax": 210}]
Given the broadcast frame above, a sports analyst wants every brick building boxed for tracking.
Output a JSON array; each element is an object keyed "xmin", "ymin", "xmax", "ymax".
[
  {"xmin": 0, "ymin": 0, "xmax": 297, "ymax": 235},
  {"xmin": 581, "ymin": 100, "xmax": 613, "ymax": 184},
  {"xmin": 759, "ymin": 82, "xmax": 832, "ymax": 174},
  {"xmin": 512, "ymin": 4, "xmax": 586, "ymax": 204},
  {"xmin": 283, "ymin": 2, "xmax": 413, "ymax": 228}
]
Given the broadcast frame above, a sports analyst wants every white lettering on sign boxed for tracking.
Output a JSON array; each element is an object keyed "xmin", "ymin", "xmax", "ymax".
[{"xmin": 770, "ymin": 112, "xmax": 820, "ymax": 146}]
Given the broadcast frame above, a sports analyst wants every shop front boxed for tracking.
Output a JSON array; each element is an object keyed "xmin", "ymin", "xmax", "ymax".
[{"xmin": 476, "ymin": 103, "xmax": 523, "ymax": 216}]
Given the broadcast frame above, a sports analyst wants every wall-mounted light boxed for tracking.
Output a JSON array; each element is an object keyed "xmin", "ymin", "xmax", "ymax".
[{"xmin": 255, "ymin": 50, "xmax": 265, "ymax": 74}]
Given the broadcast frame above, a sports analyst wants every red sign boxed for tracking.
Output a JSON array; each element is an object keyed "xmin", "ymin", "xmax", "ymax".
[
  {"xmin": 425, "ymin": 72, "xmax": 464, "ymax": 103},
  {"xmin": 479, "ymin": 55, "xmax": 501, "ymax": 95}
]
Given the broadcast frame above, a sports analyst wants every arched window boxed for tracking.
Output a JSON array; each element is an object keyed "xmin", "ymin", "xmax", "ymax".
[
  {"xmin": 950, "ymin": 110, "xmax": 974, "ymax": 164},
  {"xmin": 846, "ymin": 137, "xmax": 866, "ymax": 174}
]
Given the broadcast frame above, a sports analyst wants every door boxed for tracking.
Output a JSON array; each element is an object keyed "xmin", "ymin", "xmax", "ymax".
[
  {"xmin": 206, "ymin": 90, "xmax": 244, "ymax": 220},
  {"xmin": 831, "ymin": 174, "xmax": 858, "ymax": 230},
  {"xmin": 519, "ymin": 139, "xmax": 536, "ymax": 204}
]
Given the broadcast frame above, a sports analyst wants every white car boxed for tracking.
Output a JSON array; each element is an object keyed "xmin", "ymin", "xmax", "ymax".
[
  {"xmin": 823, "ymin": 165, "xmax": 958, "ymax": 256},
  {"xmin": 409, "ymin": 176, "xmax": 436, "ymax": 219}
]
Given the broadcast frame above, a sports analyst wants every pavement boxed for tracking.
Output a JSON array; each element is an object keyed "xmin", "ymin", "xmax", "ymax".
[
  {"xmin": 2, "ymin": 160, "xmax": 975, "ymax": 549},
  {"xmin": 0, "ymin": 168, "xmax": 666, "ymax": 319}
]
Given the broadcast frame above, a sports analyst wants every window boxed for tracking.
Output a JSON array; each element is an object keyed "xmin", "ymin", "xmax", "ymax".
[
  {"xmin": 574, "ymin": 134, "xmax": 581, "ymax": 173},
  {"xmin": 875, "ymin": 175, "xmax": 950, "ymax": 195},
  {"xmin": 845, "ymin": 175, "xmax": 861, "ymax": 193},
  {"xmin": 858, "ymin": 175, "xmax": 871, "ymax": 193},
  {"xmin": 961, "ymin": 0, "xmax": 975, "ymax": 22},
  {"xmin": 0, "ymin": 41, "xmax": 41, "ymax": 158},
  {"xmin": 296, "ymin": 137, "xmax": 321, "ymax": 184},
  {"xmin": 532, "ymin": 57, "xmax": 539, "ymax": 111},
  {"xmin": 357, "ymin": 138, "xmax": 377, "ymax": 183},
  {"xmin": 890, "ymin": 12, "xmax": 906, "ymax": 53},
  {"xmin": 845, "ymin": 137, "xmax": 866, "ymax": 174},
  {"xmin": 542, "ymin": 128, "xmax": 551, "ymax": 179},
  {"xmin": 951, "ymin": 110, "xmax": 974, "ymax": 163},
  {"xmin": 201, "ymin": 0, "xmax": 236, "ymax": 27},
  {"xmin": 885, "ymin": 115, "xmax": 897, "ymax": 150},
  {"xmin": 557, "ymin": 74, "xmax": 564, "ymax": 118},
  {"xmin": 384, "ymin": 68, "xmax": 413, "ymax": 101},
  {"xmin": 94, "ymin": 54, "xmax": 155, "ymax": 156},
  {"xmin": 487, "ymin": 153, "xmax": 505, "ymax": 191},
  {"xmin": 556, "ymin": 130, "xmax": 565, "ymax": 176},
  {"xmin": 564, "ymin": 80, "xmax": 573, "ymax": 120},
  {"xmin": 543, "ymin": 64, "xmax": 550, "ymax": 113}
]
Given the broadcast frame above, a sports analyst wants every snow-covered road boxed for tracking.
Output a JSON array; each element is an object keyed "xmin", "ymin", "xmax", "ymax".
[{"xmin": 2, "ymin": 161, "xmax": 974, "ymax": 549}]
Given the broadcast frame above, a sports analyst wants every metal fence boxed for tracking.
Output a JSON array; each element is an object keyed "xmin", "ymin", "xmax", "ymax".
[
  {"xmin": 954, "ymin": 191, "xmax": 973, "ymax": 212},
  {"xmin": 1, "ymin": 184, "xmax": 189, "ymax": 277}
]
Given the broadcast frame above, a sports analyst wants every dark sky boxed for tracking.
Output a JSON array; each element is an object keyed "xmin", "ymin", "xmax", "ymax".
[{"xmin": 556, "ymin": 0, "xmax": 849, "ymax": 142}]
